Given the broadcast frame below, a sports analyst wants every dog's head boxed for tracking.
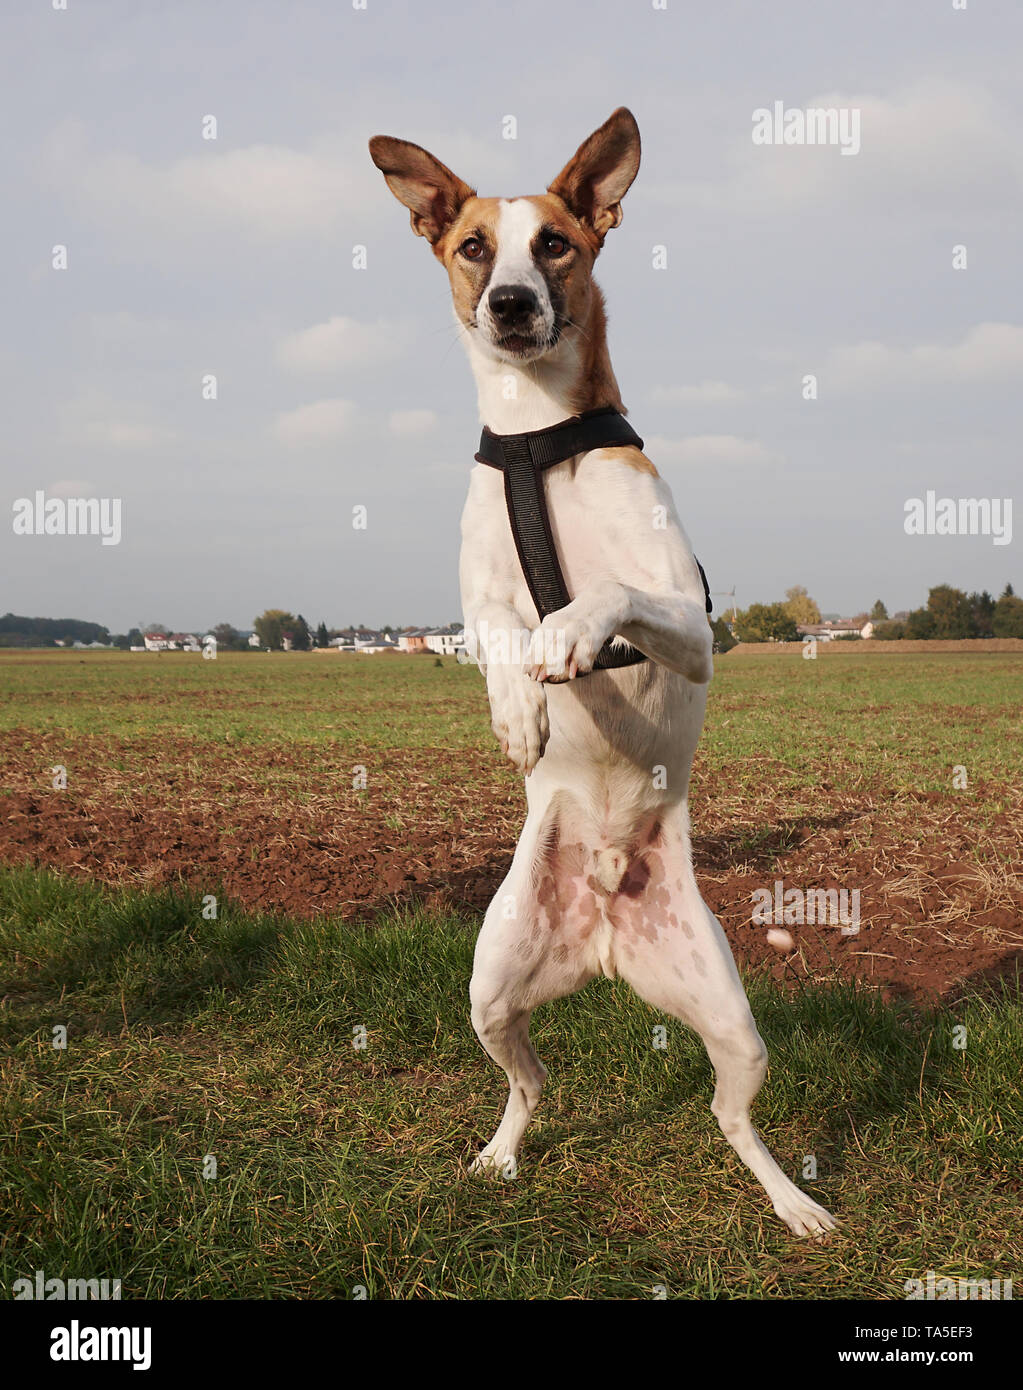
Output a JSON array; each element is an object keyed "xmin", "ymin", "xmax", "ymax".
[{"xmin": 369, "ymin": 108, "xmax": 640, "ymax": 364}]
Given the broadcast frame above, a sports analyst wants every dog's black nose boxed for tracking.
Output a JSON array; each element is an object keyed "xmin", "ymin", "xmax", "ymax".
[{"xmin": 489, "ymin": 284, "xmax": 539, "ymax": 326}]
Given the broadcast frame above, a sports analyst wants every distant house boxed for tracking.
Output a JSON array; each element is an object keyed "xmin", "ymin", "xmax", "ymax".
[
  {"xmin": 168, "ymin": 632, "xmax": 202, "ymax": 652},
  {"xmin": 325, "ymin": 628, "xmax": 398, "ymax": 654},
  {"xmin": 397, "ymin": 628, "xmax": 431, "ymax": 653},
  {"xmin": 797, "ymin": 619, "xmax": 874, "ymax": 641},
  {"xmin": 143, "ymin": 631, "xmax": 169, "ymax": 652},
  {"xmin": 397, "ymin": 624, "xmax": 465, "ymax": 656},
  {"xmin": 248, "ymin": 632, "xmax": 262, "ymax": 648},
  {"xmin": 424, "ymin": 628, "xmax": 465, "ymax": 657},
  {"xmin": 357, "ymin": 630, "xmax": 398, "ymax": 654}
]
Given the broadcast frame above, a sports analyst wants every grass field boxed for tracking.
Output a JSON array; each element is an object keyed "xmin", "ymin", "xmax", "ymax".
[{"xmin": 1, "ymin": 648, "xmax": 1021, "ymax": 1298}]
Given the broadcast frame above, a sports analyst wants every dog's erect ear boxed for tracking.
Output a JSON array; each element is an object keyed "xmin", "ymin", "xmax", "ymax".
[
  {"xmin": 547, "ymin": 107, "xmax": 641, "ymax": 242},
  {"xmin": 368, "ymin": 135, "xmax": 475, "ymax": 244}
]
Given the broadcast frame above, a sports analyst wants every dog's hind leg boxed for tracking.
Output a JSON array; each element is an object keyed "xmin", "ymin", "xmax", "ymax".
[
  {"xmin": 609, "ymin": 816, "xmax": 837, "ymax": 1237},
  {"xmin": 468, "ymin": 792, "xmax": 602, "ymax": 1176}
]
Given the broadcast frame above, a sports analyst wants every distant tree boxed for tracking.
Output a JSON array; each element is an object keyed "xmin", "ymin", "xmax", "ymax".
[
  {"xmin": 992, "ymin": 588, "xmax": 1023, "ymax": 638},
  {"xmin": 710, "ymin": 616, "xmax": 737, "ymax": 653},
  {"xmin": 966, "ymin": 591, "xmax": 996, "ymax": 638},
  {"xmin": 926, "ymin": 584, "xmax": 972, "ymax": 639},
  {"xmin": 254, "ymin": 609, "xmax": 295, "ymax": 650},
  {"xmin": 315, "ymin": 621, "xmax": 329, "ymax": 648},
  {"xmin": 869, "ymin": 600, "xmax": 889, "ymax": 622},
  {"xmin": 212, "ymin": 622, "xmax": 241, "ymax": 649},
  {"xmin": 107, "ymin": 630, "xmax": 136, "ymax": 650},
  {"xmin": 292, "ymin": 615, "xmax": 311, "ymax": 651},
  {"xmin": 734, "ymin": 602, "xmax": 800, "ymax": 642},
  {"xmin": 783, "ymin": 585, "xmax": 821, "ymax": 626},
  {"xmin": 873, "ymin": 620, "xmax": 905, "ymax": 640},
  {"xmin": 904, "ymin": 607, "xmax": 936, "ymax": 639}
]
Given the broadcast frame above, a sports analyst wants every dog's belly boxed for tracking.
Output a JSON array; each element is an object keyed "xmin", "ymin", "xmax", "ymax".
[
  {"xmin": 516, "ymin": 663, "xmax": 705, "ymax": 934},
  {"xmin": 541, "ymin": 660, "xmax": 705, "ymax": 795},
  {"xmin": 517, "ymin": 783, "xmax": 703, "ymax": 987}
]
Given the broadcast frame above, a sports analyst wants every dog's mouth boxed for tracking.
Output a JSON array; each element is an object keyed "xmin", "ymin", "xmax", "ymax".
[
  {"xmin": 492, "ymin": 325, "xmax": 561, "ymax": 359},
  {"xmin": 498, "ymin": 332, "xmax": 536, "ymax": 353}
]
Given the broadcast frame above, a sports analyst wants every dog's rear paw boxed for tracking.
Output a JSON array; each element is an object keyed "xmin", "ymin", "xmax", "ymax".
[
  {"xmin": 774, "ymin": 1190, "xmax": 838, "ymax": 1239},
  {"xmin": 468, "ymin": 1143, "xmax": 519, "ymax": 1180}
]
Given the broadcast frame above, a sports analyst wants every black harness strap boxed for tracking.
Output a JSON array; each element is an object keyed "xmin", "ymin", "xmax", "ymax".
[{"xmin": 475, "ymin": 406, "xmax": 712, "ymax": 675}]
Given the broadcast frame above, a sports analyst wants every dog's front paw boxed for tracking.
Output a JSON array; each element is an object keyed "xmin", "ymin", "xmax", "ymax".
[
  {"xmin": 488, "ymin": 668, "xmax": 550, "ymax": 774},
  {"xmin": 526, "ymin": 592, "xmax": 620, "ymax": 681}
]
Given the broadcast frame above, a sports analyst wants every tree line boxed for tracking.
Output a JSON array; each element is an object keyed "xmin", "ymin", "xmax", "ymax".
[
  {"xmin": 873, "ymin": 585, "xmax": 1021, "ymax": 640},
  {"xmin": 712, "ymin": 583, "xmax": 1022, "ymax": 648},
  {"xmin": 0, "ymin": 611, "xmax": 359, "ymax": 651},
  {"xmin": 0, "ymin": 613, "xmax": 110, "ymax": 647}
]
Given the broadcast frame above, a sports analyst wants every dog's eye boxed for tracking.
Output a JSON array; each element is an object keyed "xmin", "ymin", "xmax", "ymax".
[
  {"xmin": 541, "ymin": 233, "xmax": 570, "ymax": 257},
  {"xmin": 460, "ymin": 237, "xmax": 485, "ymax": 261}
]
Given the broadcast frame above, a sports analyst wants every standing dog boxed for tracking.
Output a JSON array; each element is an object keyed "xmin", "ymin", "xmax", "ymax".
[{"xmin": 370, "ymin": 109, "xmax": 835, "ymax": 1235}]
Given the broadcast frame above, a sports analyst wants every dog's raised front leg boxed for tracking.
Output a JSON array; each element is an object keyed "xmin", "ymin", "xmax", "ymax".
[{"xmin": 526, "ymin": 579, "xmax": 713, "ymax": 684}]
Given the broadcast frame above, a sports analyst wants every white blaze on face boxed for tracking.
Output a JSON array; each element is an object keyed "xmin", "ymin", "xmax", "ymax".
[{"xmin": 476, "ymin": 198, "xmax": 555, "ymax": 345}]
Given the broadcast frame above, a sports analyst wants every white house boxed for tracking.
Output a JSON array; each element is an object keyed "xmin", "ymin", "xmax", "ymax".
[
  {"xmin": 424, "ymin": 629, "xmax": 465, "ymax": 657},
  {"xmin": 356, "ymin": 631, "xmax": 398, "ymax": 654},
  {"xmin": 797, "ymin": 619, "xmax": 874, "ymax": 642},
  {"xmin": 326, "ymin": 629, "xmax": 398, "ymax": 654}
]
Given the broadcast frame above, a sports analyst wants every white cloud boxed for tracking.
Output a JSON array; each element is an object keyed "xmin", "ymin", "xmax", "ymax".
[
  {"xmin": 89, "ymin": 421, "xmax": 173, "ymax": 448},
  {"xmin": 273, "ymin": 399, "xmax": 357, "ymax": 446},
  {"xmin": 55, "ymin": 391, "xmax": 175, "ymax": 450},
  {"xmin": 47, "ymin": 479, "xmax": 98, "ymax": 498},
  {"xmin": 389, "ymin": 409, "xmax": 438, "ymax": 436},
  {"xmin": 647, "ymin": 80, "xmax": 1022, "ymax": 216},
  {"xmin": 827, "ymin": 322, "xmax": 1023, "ymax": 393},
  {"xmin": 649, "ymin": 380, "xmax": 744, "ymax": 404},
  {"xmin": 40, "ymin": 123, "xmax": 378, "ymax": 246},
  {"xmin": 277, "ymin": 316, "xmax": 413, "ymax": 372},
  {"xmin": 646, "ymin": 434, "xmax": 774, "ymax": 468}
]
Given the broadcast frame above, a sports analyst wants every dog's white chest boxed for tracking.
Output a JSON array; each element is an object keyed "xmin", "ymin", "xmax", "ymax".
[{"xmin": 461, "ymin": 451, "xmax": 673, "ymax": 627}]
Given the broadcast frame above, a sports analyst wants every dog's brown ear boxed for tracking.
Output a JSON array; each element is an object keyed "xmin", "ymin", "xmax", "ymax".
[
  {"xmin": 368, "ymin": 135, "xmax": 475, "ymax": 244},
  {"xmin": 547, "ymin": 107, "xmax": 641, "ymax": 242}
]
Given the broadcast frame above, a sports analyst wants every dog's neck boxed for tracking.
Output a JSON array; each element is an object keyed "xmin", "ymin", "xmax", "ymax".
[{"xmin": 465, "ymin": 283, "xmax": 625, "ymax": 434}]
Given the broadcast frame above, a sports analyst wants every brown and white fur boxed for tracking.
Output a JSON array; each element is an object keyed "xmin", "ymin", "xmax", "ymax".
[{"xmin": 370, "ymin": 109, "xmax": 835, "ymax": 1236}]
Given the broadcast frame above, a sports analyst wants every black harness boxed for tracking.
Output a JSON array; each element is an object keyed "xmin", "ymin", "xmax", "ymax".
[{"xmin": 475, "ymin": 405, "xmax": 712, "ymax": 673}]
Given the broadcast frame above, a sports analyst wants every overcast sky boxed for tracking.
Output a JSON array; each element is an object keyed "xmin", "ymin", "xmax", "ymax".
[{"xmin": 3, "ymin": 0, "xmax": 1020, "ymax": 633}]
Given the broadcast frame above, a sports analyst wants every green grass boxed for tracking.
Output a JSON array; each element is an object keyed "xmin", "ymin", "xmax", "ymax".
[
  {"xmin": 2, "ymin": 648, "xmax": 1019, "ymax": 797},
  {"xmin": 700, "ymin": 649, "xmax": 1023, "ymax": 801},
  {"xmin": 1, "ymin": 865, "xmax": 1020, "ymax": 1299},
  {"xmin": 0, "ymin": 650, "xmax": 487, "ymax": 750}
]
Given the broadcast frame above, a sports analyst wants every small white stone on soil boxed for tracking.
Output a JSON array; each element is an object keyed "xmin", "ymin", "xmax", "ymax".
[{"xmin": 767, "ymin": 928, "xmax": 794, "ymax": 953}]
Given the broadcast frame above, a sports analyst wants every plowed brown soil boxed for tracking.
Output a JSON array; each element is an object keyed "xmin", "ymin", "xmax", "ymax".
[{"xmin": 2, "ymin": 729, "xmax": 1020, "ymax": 1007}]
